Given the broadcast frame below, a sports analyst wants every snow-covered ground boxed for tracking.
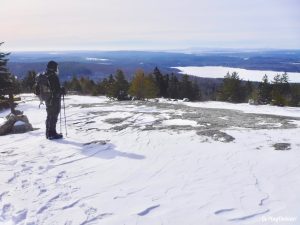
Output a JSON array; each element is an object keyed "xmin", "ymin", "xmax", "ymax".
[
  {"xmin": 173, "ymin": 66, "xmax": 300, "ymax": 83},
  {"xmin": 1, "ymin": 94, "xmax": 300, "ymax": 225}
]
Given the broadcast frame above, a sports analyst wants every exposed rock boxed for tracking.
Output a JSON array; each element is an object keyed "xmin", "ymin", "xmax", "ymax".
[
  {"xmin": 197, "ymin": 130, "xmax": 235, "ymax": 142},
  {"xmin": 104, "ymin": 118, "xmax": 128, "ymax": 124},
  {"xmin": 0, "ymin": 113, "xmax": 33, "ymax": 136},
  {"xmin": 112, "ymin": 124, "xmax": 130, "ymax": 131},
  {"xmin": 273, "ymin": 143, "xmax": 291, "ymax": 151}
]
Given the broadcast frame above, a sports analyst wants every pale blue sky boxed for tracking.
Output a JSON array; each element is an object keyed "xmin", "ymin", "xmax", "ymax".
[{"xmin": 1, "ymin": 0, "xmax": 299, "ymax": 51}]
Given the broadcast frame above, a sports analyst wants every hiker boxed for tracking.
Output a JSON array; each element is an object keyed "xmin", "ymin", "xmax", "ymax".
[{"xmin": 44, "ymin": 61, "xmax": 66, "ymax": 139}]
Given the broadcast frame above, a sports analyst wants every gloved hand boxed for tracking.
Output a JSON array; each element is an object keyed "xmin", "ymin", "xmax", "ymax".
[{"xmin": 61, "ymin": 86, "xmax": 66, "ymax": 96}]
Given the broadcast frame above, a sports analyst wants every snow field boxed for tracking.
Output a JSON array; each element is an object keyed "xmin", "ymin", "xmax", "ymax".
[{"xmin": 0, "ymin": 94, "xmax": 300, "ymax": 225}]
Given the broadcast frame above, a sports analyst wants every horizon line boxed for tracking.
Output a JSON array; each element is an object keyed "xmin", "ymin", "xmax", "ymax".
[{"xmin": 4, "ymin": 47, "xmax": 300, "ymax": 53}]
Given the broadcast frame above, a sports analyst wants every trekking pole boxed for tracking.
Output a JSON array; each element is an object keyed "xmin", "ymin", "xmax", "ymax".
[
  {"xmin": 59, "ymin": 112, "xmax": 62, "ymax": 134},
  {"xmin": 63, "ymin": 94, "xmax": 68, "ymax": 137},
  {"xmin": 59, "ymin": 99, "xmax": 62, "ymax": 134}
]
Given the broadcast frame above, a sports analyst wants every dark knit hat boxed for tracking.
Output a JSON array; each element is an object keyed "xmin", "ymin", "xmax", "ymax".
[{"xmin": 47, "ymin": 60, "xmax": 58, "ymax": 72}]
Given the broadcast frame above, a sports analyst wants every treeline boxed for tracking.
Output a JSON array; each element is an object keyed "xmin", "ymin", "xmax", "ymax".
[
  {"xmin": 217, "ymin": 72, "xmax": 300, "ymax": 106},
  {"xmin": 63, "ymin": 67, "xmax": 202, "ymax": 101},
  {"xmin": 4, "ymin": 65, "xmax": 300, "ymax": 108},
  {"xmin": 19, "ymin": 68, "xmax": 300, "ymax": 107}
]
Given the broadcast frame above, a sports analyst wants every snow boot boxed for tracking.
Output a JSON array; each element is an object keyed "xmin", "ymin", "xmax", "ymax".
[{"xmin": 48, "ymin": 131, "xmax": 63, "ymax": 140}]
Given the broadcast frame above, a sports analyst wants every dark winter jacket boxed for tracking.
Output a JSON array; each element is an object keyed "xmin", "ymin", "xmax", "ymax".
[{"xmin": 46, "ymin": 71, "xmax": 62, "ymax": 99}]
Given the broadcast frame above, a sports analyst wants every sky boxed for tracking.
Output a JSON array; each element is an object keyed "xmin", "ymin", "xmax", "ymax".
[{"xmin": 0, "ymin": 0, "xmax": 299, "ymax": 51}]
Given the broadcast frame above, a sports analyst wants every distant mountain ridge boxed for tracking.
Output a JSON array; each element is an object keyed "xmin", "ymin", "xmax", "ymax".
[{"xmin": 7, "ymin": 50, "xmax": 300, "ymax": 81}]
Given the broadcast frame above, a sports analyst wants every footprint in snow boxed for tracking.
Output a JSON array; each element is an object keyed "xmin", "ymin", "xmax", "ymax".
[
  {"xmin": 33, "ymin": 179, "xmax": 47, "ymax": 195},
  {"xmin": 228, "ymin": 209, "xmax": 270, "ymax": 221},
  {"xmin": 0, "ymin": 203, "xmax": 14, "ymax": 221},
  {"xmin": 7, "ymin": 172, "xmax": 20, "ymax": 184},
  {"xmin": 137, "ymin": 205, "xmax": 160, "ymax": 216},
  {"xmin": 56, "ymin": 171, "xmax": 66, "ymax": 183},
  {"xmin": 0, "ymin": 192, "xmax": 9, "ymax": 202},
  {"xmin": 12, "ymin": 209, "xmax": 27, "ymax": 224},
  {"xmin": 21, "ymin": 180, "xmax": 30, "ymax": 189},
  {"xmin": 214, "ymin": 208, "xmax": 235, "ymax": 215}
]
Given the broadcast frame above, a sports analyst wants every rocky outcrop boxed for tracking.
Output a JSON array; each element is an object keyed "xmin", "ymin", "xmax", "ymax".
[{"xmin": 0, "ymin": 112, "xmax": 33, "ymax": 136}]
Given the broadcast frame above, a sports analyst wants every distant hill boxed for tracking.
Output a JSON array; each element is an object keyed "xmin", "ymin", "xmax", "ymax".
[{"xmin": 7, "ymin": 50, "xmax": 300, "ymax": 81}]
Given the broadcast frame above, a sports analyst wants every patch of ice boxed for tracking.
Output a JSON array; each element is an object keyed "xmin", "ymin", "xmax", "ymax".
[{"xmin": 162, "ymin": 119, "xmax": 198, "ymax": 126}]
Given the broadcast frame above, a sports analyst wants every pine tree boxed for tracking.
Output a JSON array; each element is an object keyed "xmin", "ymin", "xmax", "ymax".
[
  {"xmin": 217, "ymin": 72, "xmax": 244, "ymax": 103},
  {"xmin": 0, "ymin": 42, "xmax": 12, "ymax": 97},
  {"xmin": 98, "ymin": 78, "xmax": 108, "ymax": 95},
  {"xmin": 271, "ymin": 73, "xmax": 291, "ymax": 106},
  {"xmin": 167, "ymin": 74, "xmax": 180, "ymax": 99},
  {"xmin": 65, "ymin": 76, "xmax": 82, "ymax": 93},
  {"xmin": 191, "ymin": 80, "xmax": 202, "ymax": 101},
  {"xmin": 244, "ymin": 80, "xmax": 253, "ymax": 102},
  {"xmin": 106, "ymin": 74, "xmax": 116, "ymax": 98},
  {"xmin": 0, "ymin": 42, "xmax": 18, "ymax": 112},
  {"xmin": 111, "ymin": 69, "xmax": 129, "ymax": 100},
  {"xmin": 290, "ymin": 84, "xmax": 300, "ymax": 107},
  {"xmin": 153, "ymin": 67, "xmax": 168, "ymax": 97},
  {"xmin": 257, "ymin": 75, "xmax": 272, "ymax": 104},
  {"xmin": 21, "ymin": 70, "xmax": 37, "ymax": 93},
  {"xmin": 179, "ymin": 74, "xmax": 195, "ymax": 100}
]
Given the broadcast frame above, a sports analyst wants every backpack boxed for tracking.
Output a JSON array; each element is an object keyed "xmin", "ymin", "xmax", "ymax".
[{"xmin": 34, "ymin": 73, "xmax": 51, "ymax": 106}]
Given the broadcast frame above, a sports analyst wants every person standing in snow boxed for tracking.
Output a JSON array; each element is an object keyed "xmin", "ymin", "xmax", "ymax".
[{"xmin": 44, "ymin": 61, "xmax": 65, "ymax": 139}]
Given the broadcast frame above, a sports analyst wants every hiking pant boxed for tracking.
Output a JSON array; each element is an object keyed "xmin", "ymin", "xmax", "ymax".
[{"xmin": 45, "ymin": 97, "xmax": 61, "ymax": 136}]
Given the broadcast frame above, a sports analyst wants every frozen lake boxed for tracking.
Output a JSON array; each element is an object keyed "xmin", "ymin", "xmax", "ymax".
[{"xmin": 173, "ymin": 66, "xmax": 300, "ymax": 83}]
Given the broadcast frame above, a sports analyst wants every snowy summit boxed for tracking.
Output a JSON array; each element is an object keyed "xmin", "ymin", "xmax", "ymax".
[{"xmin": 1, "ymin": 94, "xmax": 300, "ymax": 225}]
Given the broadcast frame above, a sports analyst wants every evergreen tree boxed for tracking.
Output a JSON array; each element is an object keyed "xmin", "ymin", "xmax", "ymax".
[
  {"xmin": 110, "ymin": 69, "xmax": 129, "ymax": 100},
  {"xmin": 290, "ymin": 84, "xmax": 300, "ymax": 107},
  {"xmin": 0, "ymin": 42, "xmax": 13, "ymax": 98},
  {"xmin": 179, "ymin": 74, "xmax": 193, "ymax": 99},
  {"xmin": 78, "ymin": 77, "xmax": 94, "ymax": 95},
  {"xmin": 271, "ymin": 73, "xmax": 291, "ymax": 106},
  {"xmin": 191, "ymin": 80, "xmax": 202, "ymax": 101},
  {"xmin": 257, "ymin": 75, "xmax": 272, "ymax": 104},
  {"xmin": 0, "ymin": 42, "xmax": 19, "ymax": 112},
  {"xmin": 98, "ymin": 78, "xmax": 108, "ymax": 95},
  {"xmin": 69, "ymin": 76, "xmax": 82, "ymax": 93},
  {"xmin": 21, "ymin": 70, "xmax": 37, "ymax": 93},
  {"xmin": 153, "ymin": 67, "xmax": 168, "ymax": 97},
  {"xmin": 244, "ymin": 80, "xmax": 253, "ymax": 102},
  {"xmin": 217, "ymin": 72, "xmax": 244, "ymax": 103},
  {"xmin": 167, "ymin": 74, "xmax": 180, "ymax": 99},
  {"xmin": 106, "ymin": 74, "xmax": 116, "ymax": 98}
]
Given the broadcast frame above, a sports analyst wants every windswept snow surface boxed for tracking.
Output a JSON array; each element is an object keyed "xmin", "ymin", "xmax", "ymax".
[
  {"xmin": 1, "ymin": 94, "xmax": 300, "ymax": 225},
  {"xmin": 174, "ymin": 66, "xmax": 300, "ymax": 83}
]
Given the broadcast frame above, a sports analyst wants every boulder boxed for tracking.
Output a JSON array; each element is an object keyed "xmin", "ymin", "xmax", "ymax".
[{"xmin": 0, "ymin": 112, "xmax": 33, "ymax": 136}]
